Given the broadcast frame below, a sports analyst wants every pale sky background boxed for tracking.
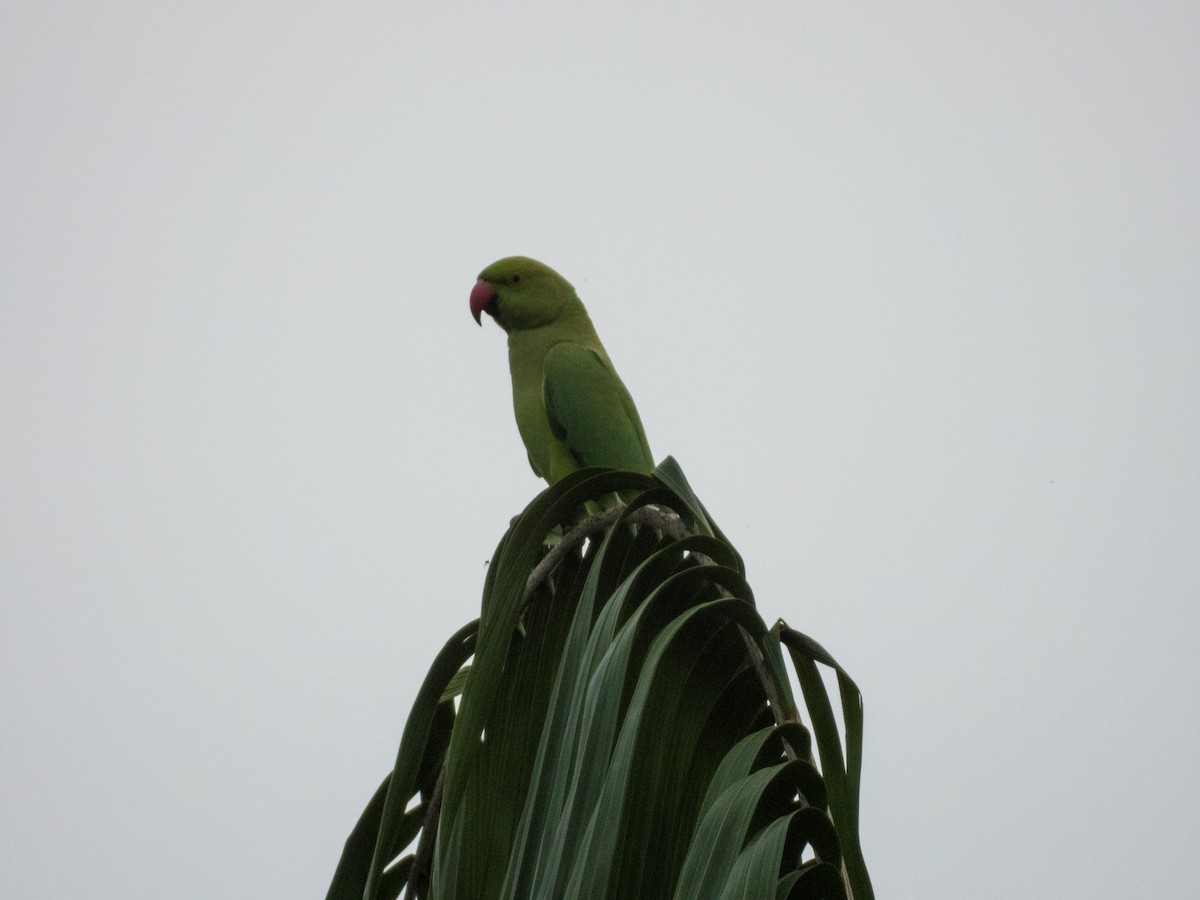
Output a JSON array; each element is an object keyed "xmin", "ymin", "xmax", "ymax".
[{"xmin": 2, "ymin": 2, "xmax": 1198, "ymax": 898}]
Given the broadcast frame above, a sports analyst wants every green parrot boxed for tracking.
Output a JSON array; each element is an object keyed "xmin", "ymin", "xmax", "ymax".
[{"xmin": 470, "ymin": 256, "xmax": 654, "ymax": 485}]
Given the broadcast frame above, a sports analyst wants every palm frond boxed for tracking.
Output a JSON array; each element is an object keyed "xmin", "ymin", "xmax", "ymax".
[{"xmin": 327, "ymin": 458, "xmax": 872, "ymax": 900}]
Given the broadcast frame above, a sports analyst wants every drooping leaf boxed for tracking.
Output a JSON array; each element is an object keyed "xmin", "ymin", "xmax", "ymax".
[{"xmin": 328, "ymin": 459, "xmax": 873, "ymax": 900}]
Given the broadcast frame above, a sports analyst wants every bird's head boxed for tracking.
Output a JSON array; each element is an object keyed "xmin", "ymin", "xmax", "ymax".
[{"xmin": 470, "ymin": 256, "xmax": 579, "ymax": 333}]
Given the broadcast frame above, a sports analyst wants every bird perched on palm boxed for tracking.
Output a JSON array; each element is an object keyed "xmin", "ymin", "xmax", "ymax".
[{"xmin": 470, "ymin": 256, "xmax": 654, "ymax": 486}]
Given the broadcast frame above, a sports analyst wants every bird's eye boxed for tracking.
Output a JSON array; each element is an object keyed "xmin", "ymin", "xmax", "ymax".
[{"xmin": 510, "ymin": 273, "xmax": 522, "ymax": 284}]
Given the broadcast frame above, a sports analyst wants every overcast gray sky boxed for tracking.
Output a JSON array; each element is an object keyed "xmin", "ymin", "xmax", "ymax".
[{"xmin": 2, "ymin": 2, "xmax": 1198, "ymax": 897}]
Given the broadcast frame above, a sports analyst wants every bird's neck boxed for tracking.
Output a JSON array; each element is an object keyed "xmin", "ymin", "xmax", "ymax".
[{"xmin": 506, "ymin": 311, "xmax": 603, "ymax": 362}]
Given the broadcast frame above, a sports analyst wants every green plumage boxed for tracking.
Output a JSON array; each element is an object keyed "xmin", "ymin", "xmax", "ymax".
[{"xmin": 471, "ymin": 256, "xmax": 653, "ymax": 484}]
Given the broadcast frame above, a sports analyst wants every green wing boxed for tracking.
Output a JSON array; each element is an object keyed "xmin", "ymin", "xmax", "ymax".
[{"xmin": 542, "ymin": 342, "xmax": 653, "ymax": 475}]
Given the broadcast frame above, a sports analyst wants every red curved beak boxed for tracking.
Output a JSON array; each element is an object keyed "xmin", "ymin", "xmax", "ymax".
[{"xmin": 469, "ymin": 280, "xmax": 495, "ymax": 325}]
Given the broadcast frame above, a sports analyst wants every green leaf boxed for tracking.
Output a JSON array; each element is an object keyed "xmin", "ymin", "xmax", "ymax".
[
  {"xmin": 329, "ymin": 461, "xmax": 873, "ymax": 900},
  {"xmin": 777, "ymin": 626, "xmax": 872, "ymax": 900}
]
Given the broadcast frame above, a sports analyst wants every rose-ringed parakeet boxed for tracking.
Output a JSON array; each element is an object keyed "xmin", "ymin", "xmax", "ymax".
[{"xmin": 469, "ymin": 256, "xmax": 653, "ymax": 485}]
